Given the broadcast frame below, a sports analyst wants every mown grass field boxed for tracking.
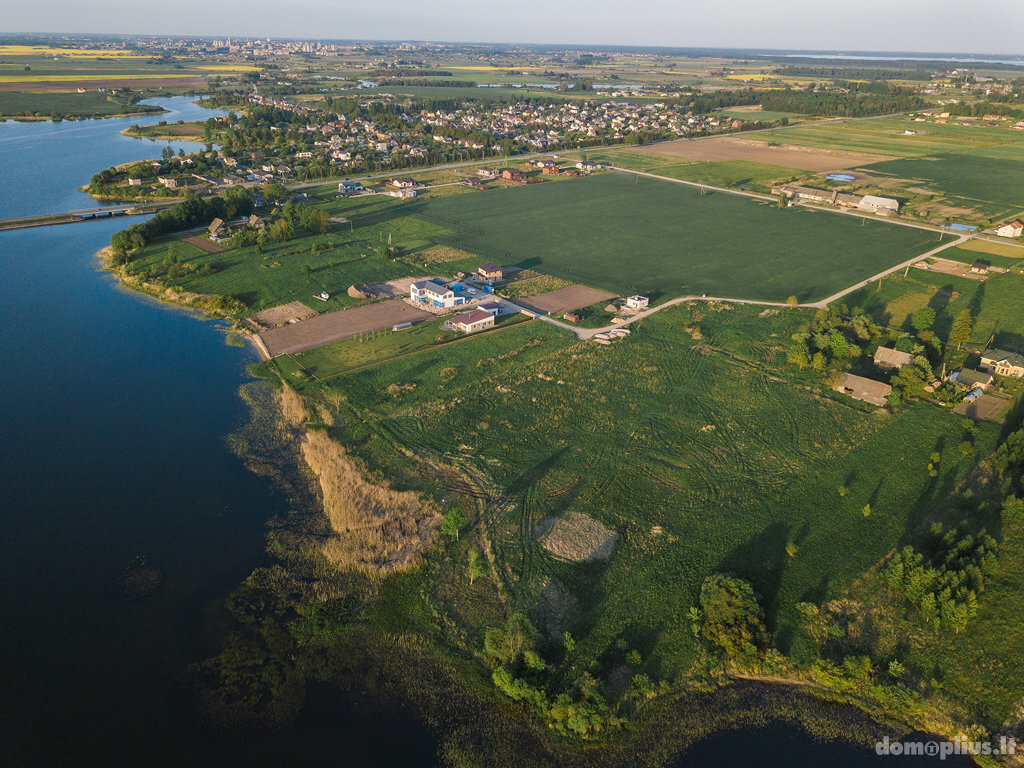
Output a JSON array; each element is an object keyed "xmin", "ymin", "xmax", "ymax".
[
  {"xmin": 409, "ymin": 172, "xmax": 951, "ymax": 302},
  {"xmin": 309, "ymin": 303, "xmax": 998, "ymax": 688},
  {"xmin": 292, "ymin": 314, "xmax": 525, "ymax": 379},
  {"xmin": 130, "ymin": 195, "xmax": 454, "ymax": 313}
]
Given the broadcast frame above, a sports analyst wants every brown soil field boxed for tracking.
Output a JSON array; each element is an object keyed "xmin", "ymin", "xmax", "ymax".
[
  {"xmin": 915, "ymin": 258, "xmax": 996, "ymax": 281},
  {"xmin": 259, "ymin": 298, "xmax": 433, "ymax": 356},
  {"xmin": 250, "ymin": 301, "xmax": 317, "ymax": 329},
  {"xmin": 517, "ymin": 285, "xmax": 616, "ymax": 315},
  {"xmin": 632, "ymin": 136, "xmax": 894, "ymax": 172},
  {"xmin": 180, "ymin": 235, "xmax": 227, "ymax": 254}
]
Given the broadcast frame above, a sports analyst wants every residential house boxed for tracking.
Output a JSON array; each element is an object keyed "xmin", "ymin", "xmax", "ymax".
[
  {"xmin": 576, "ymin": 160, "xmax": 599, "ymax": 172},
  {"xmin": 389, "ymin": 177, "xmax": 419, "ymax": 189},
  {"xmin": 247, "ymin": 214, "xmax": 266, "ymax": 231},
  {"xmin": 410, "ymin": 279, "xmax": 465, "ymax": 309},
  {"xmin": 387, "ymin": 188, "xmax": 417, "ymax": 199},
  {"xmin": 995, "ymin": 220, "xmax": 1023, "ymax": 238},
  {"xmin": 476, "ymin": 166, "xmax": 498, "ymax": 179},
  {"xmin": 541, "ymin": 165, "xmax": 562, "ymax": 175},
  {"xmin": 501, "ymin": 168, "xmax": 526, "ymax": 182},
  {"xmin": 476, "ymin": 263, "xmax": 503, "ymax": 282},
  {"xmin": 208, "ymin": 217, "xmax": 228, "ymax": 239},
  {"xmin": 449, "ymin": 309, "xmax": 495, "ymax": 333},
  {"xmin": 949, "ymin": 368, "xmax": 994, "ymax": 389},
  {"xmin": 479, "ymin": 301, "xmax": 512, "ymax": 317},
  {"xmin": 835, "ymin": 373, "xmax": 892, "ymax": 407},
  {"xmin": 970, "ymin": 260, "xmax": 990, "ymax": 275},
  {"xmin": 873, "ymin": 346, "xmax": 915, "ymax": 372},
  {"xmin": 980, "ymin": 348, "xmax": 1024, "ymax": 378},
  {"xmin": 127, "ymin": 178, "xmax": 142, "ymax": 187},
  {"xmin": 625, "ymin": 295, "xmax": 649, "ymax": 310},
  {"xmin": 158, "ymin": 176, "xmax": 180, "ymax": 189},
  {"xmin": 337, "ymin": 180, "xmax": 365, "ymax": 195}
]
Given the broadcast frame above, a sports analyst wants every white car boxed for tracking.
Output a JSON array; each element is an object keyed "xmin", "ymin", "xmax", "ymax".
[{"xmin": 467, "ymin": 288, "xmax": 478, "ymax": 295}]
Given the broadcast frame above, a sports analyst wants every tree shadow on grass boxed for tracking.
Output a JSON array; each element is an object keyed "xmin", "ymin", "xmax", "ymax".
[{"xmin": 713, "ymin": 521, "xmax": 790, "ymax": 633}]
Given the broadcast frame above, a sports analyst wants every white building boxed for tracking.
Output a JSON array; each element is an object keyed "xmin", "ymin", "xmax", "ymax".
[
  {"xmin": 995, "ymin": 220, "xmax": 1023, "ymax": 238},
  {"xmin": 857, "ymin": 195, "xmax": 900, "ymax": 215},
  {"xmin": 410, "ymin": 280, "xmax": 465, "ymax": 309},
  {"xmin": 625, "ymin": 295, "xmax": 649, "ymax": 310}
]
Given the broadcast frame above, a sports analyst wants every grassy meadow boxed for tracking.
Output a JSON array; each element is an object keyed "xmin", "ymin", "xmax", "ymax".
[
  {"xmin": 409, "ymin": 172, "xmax": 951, "ymax": 302},
  {"xmin": 302, "ymin": 303, "xmax": 999, "ymax": 694}
]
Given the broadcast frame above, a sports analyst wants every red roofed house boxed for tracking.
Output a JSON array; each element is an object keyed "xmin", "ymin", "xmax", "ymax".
[
  {"xmin": 995, "ymin": 220, "xmax": 1023, "ymax": 239},
  {"xmin": 449, "ymin": 309, "xmax": 495, "ymax": 334}
]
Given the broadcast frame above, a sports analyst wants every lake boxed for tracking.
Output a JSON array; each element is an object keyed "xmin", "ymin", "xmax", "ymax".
[{"xmin": 0, "ymin": 97, "xmax": 965, "ymax": 767}]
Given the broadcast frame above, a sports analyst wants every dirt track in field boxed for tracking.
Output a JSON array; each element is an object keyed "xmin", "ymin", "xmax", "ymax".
[{"xmin": 632, "ymin": 136, "xmax": 894, "ymax": 171}]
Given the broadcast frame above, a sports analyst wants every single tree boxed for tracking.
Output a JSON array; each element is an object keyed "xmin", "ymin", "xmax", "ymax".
[{"xmin": 949, "ymin": 309, "xmax": 973, "ymax": 350}]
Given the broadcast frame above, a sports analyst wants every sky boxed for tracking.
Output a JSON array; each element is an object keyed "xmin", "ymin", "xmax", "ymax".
[{"xmin": 5, "ymin": 0, "xmax": 1023, "ymax": 56}]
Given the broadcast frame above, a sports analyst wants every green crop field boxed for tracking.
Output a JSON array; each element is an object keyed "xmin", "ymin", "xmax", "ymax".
[
  {"xmin": 861, "ymin": 153, "xmax": 1024, "ymax": 215},
  {"xmin": 0, "ymin": 90, "xmax": 158, "ymax": 118},
  {"xmin": 310, "ymin": 303, "xmax": 998, "ymax": 690},
  {"xmin": 408, "ymin": 172, "xmax": 951, "ymax": 302},
  {"xmin": 745, "ymin": 115, "xmax": 1024, "ymax": 158}
]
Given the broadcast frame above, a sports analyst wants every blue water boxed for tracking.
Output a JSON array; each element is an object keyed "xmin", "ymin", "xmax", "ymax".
[{"xmin": 0, "ymin": 96, "xmax": 226, "ymax": 218}]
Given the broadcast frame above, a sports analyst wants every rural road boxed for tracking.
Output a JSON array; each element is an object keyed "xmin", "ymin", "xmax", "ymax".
[{"xmin": 508, "ymin": 233, "xmax": 971, "ymax": 341}]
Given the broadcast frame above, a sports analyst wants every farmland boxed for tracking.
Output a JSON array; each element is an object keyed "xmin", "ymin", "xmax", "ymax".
[
  {"xmin": 410, "ymin": 172, "xmax": 951, "ymax": 302},
  {"xmin": 307, "ymin": 302, "xmax": 1001, "ymax": 704}
]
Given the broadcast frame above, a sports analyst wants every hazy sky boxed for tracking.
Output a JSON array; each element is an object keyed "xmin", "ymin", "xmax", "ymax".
[{"xmin": 6, "ymin": 0, "xmax": 1023, "ymax": 56}]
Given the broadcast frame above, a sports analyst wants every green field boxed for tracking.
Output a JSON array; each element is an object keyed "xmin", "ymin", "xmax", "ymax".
[
  {"xmin": 293, "ymin": 314, "xmax": 525, "ymax": 379},
  {"xmin": 408, "ymin": 172, "xmax": 951, "ymax": 302},
  {"xmin": 311, "ymin": 302, "xmax": 999, "ymax": 692},
  {"xmin": 861, "ymin": 153, "xmax": 1024, "ymax": 216},
  {"xmin": 0, "ymin": 90, "xmax": 163, "ymax": 118},
  {"xmin": 839, "ymin": 265, "xmax": 1024, "ymax": 350}
]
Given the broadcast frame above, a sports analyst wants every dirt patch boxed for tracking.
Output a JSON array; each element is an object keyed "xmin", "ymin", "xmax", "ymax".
[
  {"xmin": 420, "ymin": 245, "xmax": 479, "ymax": 263},
  {"xmin": 954, "ymin": 395, "xmax": 1013, "ymax": 422},
  {"xmin": 536, "ymin": 511, "xmax": 619, "ymax": 562},
  {"xmin": 517, "ymin": 285, "xmax": 617, "ymax": 315},
  {"xmin": 359, "ymin": 276, "xmax": 430, "ymax": 300},
  {"xmin": 258, "ymin": 298, "xmax": 434, "ymax": 357},
  {"xmin": 916, "ymin": 258, "xmax": 999, "ymax": 281},
  {"xmin": 250, "ymin": 301, "xmax": 317, "ymax": 329},
  {"xmin": 180, "ymin": 234, "xmax": 227, "ymax": 254},
  {"xmin": 631, "ymin": 136, "xmax": 894, "ymax": 172}
]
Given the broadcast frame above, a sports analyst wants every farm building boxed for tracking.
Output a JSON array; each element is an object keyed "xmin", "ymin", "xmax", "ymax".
[
  {"xmin": 625, "ymin": 295, "xmax": 650, "ymax": 310},
  {"xmin": 410, "ymin": 279, "xmax": 465, "ymax": 309},
  {"xmin": 448, "ymin": 309, "xmax": 495, "ymax": 333},
  {"xmin": 564, "ymin": 312, "xmax": 581, "ymax": 323},
  {"xmin": 980, "ymin": 349, "xmax": 1024, "ymax": 379},
  {"xmin": 247, "ymin": 214, "xmax": 266, "ymax": 231},
  {"xmin": 476, "ymin": 263, "xmax": 503, "ymax": 282},
  {"xmin": 773, "ymin": 185, "xmax": 837, "ymax": 205},
  {"xmin": 950, "ymin": 368, "xmax": 994, "ymax": 389},
  {"xmin": 857, "ymin": 195, "xmax": 900, "ymax": 215},
  {"xmin": 995, "ymin": 220, "xmax": 1023, "ymax": 238},
  {"xmin": 873, "ymin": 346, "xmax": 915, "ymax": 372},
  {"xmin": 835, "ymin": 373, "xmax": 892, "ymax": 407}
]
